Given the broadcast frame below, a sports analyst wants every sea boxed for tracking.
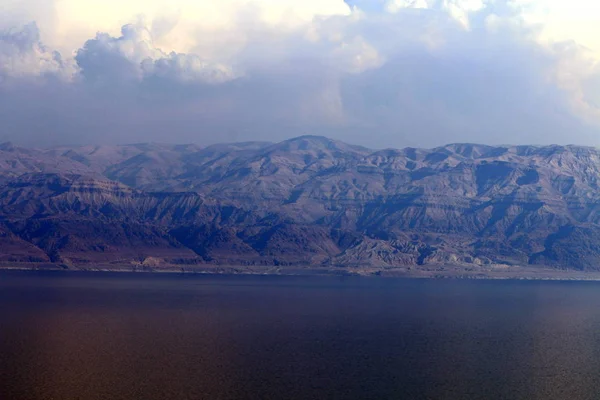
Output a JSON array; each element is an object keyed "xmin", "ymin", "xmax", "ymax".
[{"xmin": 1, "ymin": 271, "xmax": 600, "ymax": 400}]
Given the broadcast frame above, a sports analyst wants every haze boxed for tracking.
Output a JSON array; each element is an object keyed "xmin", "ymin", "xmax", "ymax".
[{"xmin": 1, "ymin": 0, "xmax": 600, "ymax": 148}]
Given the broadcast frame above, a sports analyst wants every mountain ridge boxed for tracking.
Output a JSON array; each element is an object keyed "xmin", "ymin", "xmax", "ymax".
[{"xmin": 2, "ymin": 136, "xmax": 600, "ymax": 274}]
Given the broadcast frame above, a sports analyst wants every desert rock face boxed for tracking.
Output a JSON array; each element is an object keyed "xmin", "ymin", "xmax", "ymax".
[{"xmin": 3, "ymin": 136, "xmax": 600, "ymax": 271}]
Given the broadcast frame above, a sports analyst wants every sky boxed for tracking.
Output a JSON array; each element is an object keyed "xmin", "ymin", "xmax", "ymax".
[{"xmin": 0, "ymin": 0, "xmax": 600, "ymax": 148}]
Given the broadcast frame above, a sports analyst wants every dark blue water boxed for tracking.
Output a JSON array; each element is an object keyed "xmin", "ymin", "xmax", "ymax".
[{"xmin": 1, "ymin": 271, "xmax": 600, "ymax": 399}]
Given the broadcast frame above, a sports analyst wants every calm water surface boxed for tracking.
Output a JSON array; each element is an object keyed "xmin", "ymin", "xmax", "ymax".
[{"xmin": 2, "ymin": 272, "xmax": 600, "ymax": 400}]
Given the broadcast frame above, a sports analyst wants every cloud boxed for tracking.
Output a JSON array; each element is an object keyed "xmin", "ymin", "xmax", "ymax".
[
  {"xmin": 0, "ymin": 22, "xmax": 75, "ymax": 84},
  {"xmin": 551, "ymin": 42, "xmax": 600, "ymax": 124},
  {"xmin": 2, "ymin": 0, "xmax": 351, "ymax": 55},
  {"xmin": 385, "ymin": 0, "xmax": 429, "ymax": 12},
  {"xmin": 75, "ymin": 23, "xmax": 237, "ymax": 85},
  {"xmin": 338, "ymin": 14, "xmax": 593, "ymax": 146},
  {"xmin": 385, "ymin": 0, "xmax": 485, "ymax": 29},
  {"xmin": 0, "ymin": 0, "xmax": 599, "ymax": 148}
]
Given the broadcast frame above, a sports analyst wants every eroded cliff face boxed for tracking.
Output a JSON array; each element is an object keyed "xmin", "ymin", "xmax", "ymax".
[{"xmin": 2, "ymin": 136, "xmax": 600, "ymax": 271}]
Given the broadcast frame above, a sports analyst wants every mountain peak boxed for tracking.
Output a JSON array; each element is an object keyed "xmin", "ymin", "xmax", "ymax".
[
  {"xmin": 283, "ymin": 135, "xmax": 337, "ymax": 146},
  {"xmin": 271, "ymin": 135, "xmax": 371, "ymax": 154}
]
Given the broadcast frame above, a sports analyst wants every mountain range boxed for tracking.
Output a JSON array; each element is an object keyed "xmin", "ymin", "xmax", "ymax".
[{"xmin": 2, "ymin": 135, "xmax": 600, "ymax": 275}]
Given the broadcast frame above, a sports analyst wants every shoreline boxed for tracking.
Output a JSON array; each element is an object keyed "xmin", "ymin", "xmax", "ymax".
[{"xmin": 3, "ymin": 263, "xmax": 600, "ymax": 282}]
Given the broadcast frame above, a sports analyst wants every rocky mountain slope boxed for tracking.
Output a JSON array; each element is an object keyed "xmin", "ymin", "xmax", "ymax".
[{"xmin": 2, "ymin": 135, "xmax": 600, "ymax": 272}]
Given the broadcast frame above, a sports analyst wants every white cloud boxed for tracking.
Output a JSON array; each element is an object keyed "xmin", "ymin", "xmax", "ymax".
[
  {"xmin": 511, "ymin": 0, "xmax": 600, "ymax": 55},
  {"xmin": 2, "ymin": 0, "xmax": 351, "ymax": 56},
  {"xmin": 75, "ymin": 23, "xmax": 237, "ymax": 85},
  {"xmin": 147, "ymin": 53, "xmax": 237, "ymax": 84},
  {"xmin": 386, "ymin": 0, "xmax": 429, "ymax": 12},
  {"xmin": 385, "ymin": 0, "xmax": 485, "ymax": 29},
  {"xmin": 551, "ymin": 42, "xmax": 600, "ymax": 123},
  {"xmin": 443, "ymin": 0, "xmax": 485, "ymax": 29},
  {"xmin": 0, "ymin": 22, "xmax": 75, "ymax": 84},
  {"xmin": 331, "ymin": 36, "xmax": 385, "ymax": 74}
]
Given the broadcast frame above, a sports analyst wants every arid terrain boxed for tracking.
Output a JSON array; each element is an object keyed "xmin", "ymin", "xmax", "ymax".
[{"xmin": 2, "ymin": 135, "xmax": 600, "ymax": 277}]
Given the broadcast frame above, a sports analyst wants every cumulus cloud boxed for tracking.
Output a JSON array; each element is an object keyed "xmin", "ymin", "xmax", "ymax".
[
  {"xmin": 75, "ymin": 23, "xmax": 237, "ymax": 85},
  {"xmin": 0, "ymin": 0, "xmax": 599, "ymax": 148},
  {"xmin": 0, "ymin": 22, "xmax": 75, "ymax": 83},
  {"xmin": 2, "ymin": 0, "xmax": 351, "ymax": 55},
  {"xmin": 551, "ymin": 42, "xmax": 600, "ymax": 124},
  {"xmin": 330, "ymin": 35, "xmax": 385, "ymax": 74},
  {"xmin": 385, "ymin": 0, "xmax": 429, "ymax": 12},
  {"xmin": 385, "ymin": 0, "xmax": 484, "ymax": 28},
  {"xmin": 147, "ymin": 53, "xmax": 236, "ymax": 83}
]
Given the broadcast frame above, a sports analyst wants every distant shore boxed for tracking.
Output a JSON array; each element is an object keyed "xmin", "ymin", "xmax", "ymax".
[{"xmin": 2, "ymin": 263, "xmax": 600, "ymax": 281}]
